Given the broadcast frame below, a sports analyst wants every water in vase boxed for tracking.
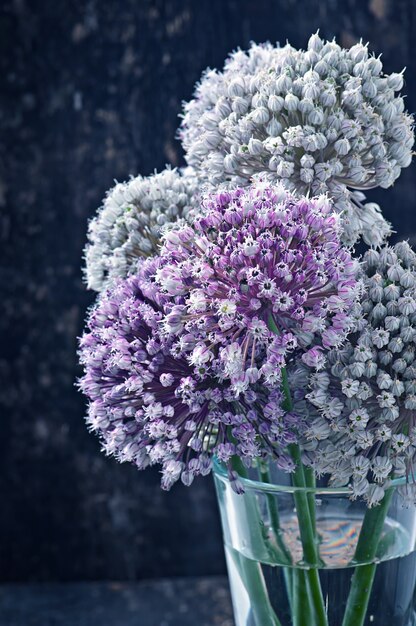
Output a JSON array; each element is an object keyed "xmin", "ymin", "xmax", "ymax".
[{"xmin": 224, "ymin": 513, "xmax": 416, "ymax": 626}]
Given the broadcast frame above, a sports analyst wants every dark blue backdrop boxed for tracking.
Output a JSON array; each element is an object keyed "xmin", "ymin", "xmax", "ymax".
[{"xmin": 1, "ymin": 0, "xmax": 416, "ymax": 582}]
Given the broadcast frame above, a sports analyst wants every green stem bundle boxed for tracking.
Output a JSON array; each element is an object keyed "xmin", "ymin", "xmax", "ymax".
[{"xmin": 226, "ymin": 314, "xmax": 395, "ymax": 626}]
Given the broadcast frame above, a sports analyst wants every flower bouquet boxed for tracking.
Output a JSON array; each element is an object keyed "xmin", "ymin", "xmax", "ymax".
[{"xmin": 79, "ymin": 34, "xmax": 416, "ymax": 626}]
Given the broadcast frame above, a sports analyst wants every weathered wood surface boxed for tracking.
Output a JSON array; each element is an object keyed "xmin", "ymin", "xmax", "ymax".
[{"xmin": 1, "ymin": 0, "xmax": 415, "ymax": 581}]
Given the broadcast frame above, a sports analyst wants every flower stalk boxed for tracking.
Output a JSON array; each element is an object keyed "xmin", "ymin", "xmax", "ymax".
[
  {"xmin": 341, "ymin": 488, "xmax": 394, "ymax": 626},
  {"xmin": 268, "ymin": 313, "xmax": 328, "ymax": 626}
]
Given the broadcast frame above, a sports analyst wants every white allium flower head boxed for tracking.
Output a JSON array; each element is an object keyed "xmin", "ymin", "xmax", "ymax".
[
  {"xmin": 293, "ymin": 241, "xmax": 416, "ymax": 505},
  {"xmin": 179, "ymin": 33, "xmax": 414, "ymax": 247},
  {"xmin": 84, "ymin": 166, "xmax": 199, "ymax": 292}
]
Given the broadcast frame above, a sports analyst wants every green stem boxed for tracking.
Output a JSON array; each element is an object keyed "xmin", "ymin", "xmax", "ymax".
[
  {"xmin": 261, "ymin": 465, "xmax": 319, "ymax": 625},
  {"xmin": 260, "ymin": 468, "xmax": 282, "ymax": 535},
  {"xmin": 229, "ymin": 457, "xmax": 283, "ymax": 626},
  {"xmin": 231, "ymin": 456, "xmax": 276, "ymax": 560},
  {"xmin": 341, "ymin": 564, "xmax": 376, "ymax": 626},
  {"xmin": 303, "ymin": 465, "xmax": 322, "ymax": 626},
  {"xmin": 341, "ymin": 488, "xmax": 394, "ymax": 626},
  {"xmin": 232, "ymin": 454, "xmax": 290, "ymax": 566},
  {"xmin": 260, "ymin": 467, "xmax": 293, "ymax": 564},
  {"xmin": 267, "ymin": 313, "xmax": 328, "ymax": 626},
  {"xmin": 307, "ymin": 569, "xmax": 327, "ymax": 626},
  {"xmin": 281, "ymin": 366, "xmax": 322, "ymax": 565},
  {"xmin": 289, "ymin": 444, "xmax": 321, "ymax": 565},
  {"xmin": 230, "ymin": 453, "xmax": 249, "ymax": 480},
  {"xmin": 353, "ymin": 487, "xmax": 394, "ymax": 563},
  {"xmin": 289, "ymin": 444, "xmax": 327, "ymax": 626},
  {"xmin": 293, "ymin": 569, "xmax": 313, "ymax": 626},
  {"xmin": 304, "ymin": 465, "xmax": 317, "ymax": 530},
  {"xmin": 267, "ymin": 316, "xmax": 319, "ymax": 563},
  {"xmin": 260, "ymin": 466, "xmax": 294, "ymax": 614}
]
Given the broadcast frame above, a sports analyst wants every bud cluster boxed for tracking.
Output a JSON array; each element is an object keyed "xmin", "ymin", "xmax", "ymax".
[
  {"xmin": 84, "ymin": 167, "xmax": 198, "ymax": 291},
  {"xmin": 298, "ymin": 242, "xmax": 416, "ymax": 505},
  {"xmin": 180, "ymin": 34, "xmax": 414, "ymax": 245}
]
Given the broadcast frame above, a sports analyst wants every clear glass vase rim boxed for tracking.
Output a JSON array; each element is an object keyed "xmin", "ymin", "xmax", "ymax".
[{"xmin": 212, "ymin": 458, "xmax": 407, "ymax": 495}]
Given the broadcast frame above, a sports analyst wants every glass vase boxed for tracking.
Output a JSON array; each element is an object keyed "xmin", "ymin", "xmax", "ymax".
[{"xmin": 213, "ymin": 460, "xmax": 416, "ymax": 626}]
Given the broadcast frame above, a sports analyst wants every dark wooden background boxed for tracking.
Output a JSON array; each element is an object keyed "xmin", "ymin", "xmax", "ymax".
[{"xmin": 1, "ymin": 0, "xmax": 416, "ymax": 582}]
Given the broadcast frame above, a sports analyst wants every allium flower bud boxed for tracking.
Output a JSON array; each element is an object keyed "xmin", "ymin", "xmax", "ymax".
[
  {"xmin": 248, "ymin": 137, "xmax": 264, "ymax": 155},
  {"xmin": 268, "ymin": 94, "xmax": 284, "ymax": 112},
  {"xmin": 334, "ymin": 138, "xmax": 351, "ymax": 156},
  {"xmin": 228, "ymin": 76, "xmax": 245, "ymax": 97}
]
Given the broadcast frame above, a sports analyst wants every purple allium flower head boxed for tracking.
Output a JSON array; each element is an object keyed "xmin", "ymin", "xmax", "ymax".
[
  {"xmin": 79, "ymin": 257, "xmax": 301, "ymax": 490},
  {"xmin": 155, "ymin": 183, "xmax": 360, "ymax": 393}
]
